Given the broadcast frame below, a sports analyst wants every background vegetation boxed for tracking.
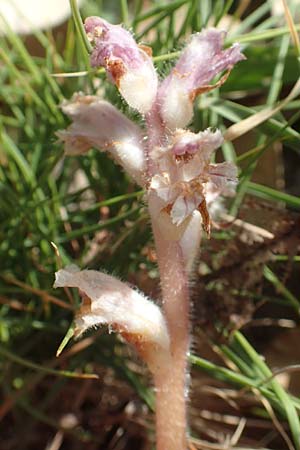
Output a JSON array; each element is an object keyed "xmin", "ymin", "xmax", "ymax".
[{"xmin": 0, "ymin": 0, "xmax": 300, "ymax": 448}]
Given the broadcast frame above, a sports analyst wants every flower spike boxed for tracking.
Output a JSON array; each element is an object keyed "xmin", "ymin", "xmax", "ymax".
[
  {"xmin": 85, "ymin": 17, "xmax": 158, "ymax": 114},
  {"xmin": 57, "ymin": 15, "xmax": 245, "ymax": 450}
]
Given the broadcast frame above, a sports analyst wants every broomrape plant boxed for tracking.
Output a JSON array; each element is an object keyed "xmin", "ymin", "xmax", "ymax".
[{"xmin": 55, "ymin": 15, "xmax": 244, "ymax": 450}]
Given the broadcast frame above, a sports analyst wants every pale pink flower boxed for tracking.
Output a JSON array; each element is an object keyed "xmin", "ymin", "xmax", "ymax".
[
  {"xmin": 54, "ymin": 265, "xmax": 170, "ymax": 372},
  {"xmin": 57, "ymin": 93, "xmax": 145, "ymax": 185},
  {"xmin": 158, "ymin": 29, "xmax": 245, "ymax": 130},
  {"xmin": 149, "ymin": 128, "xmax": 237, "ymax": 233},
  {"xmin": 85, "ymin": 17, "xmax": 158, "ymax": 113}
]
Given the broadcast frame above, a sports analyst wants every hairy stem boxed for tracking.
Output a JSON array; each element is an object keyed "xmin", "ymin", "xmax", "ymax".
[{"xmin": 151, "ymin": 215, "xmax": 190, "ymax": 450}]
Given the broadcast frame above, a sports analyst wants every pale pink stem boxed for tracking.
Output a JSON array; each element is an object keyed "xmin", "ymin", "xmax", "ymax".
[
  {"xmin": 151, "ymin": 216, "xmax": 190, "ymax": 450},
  {"xmin": 144, "ymin": 104, "xmax": 169, "ymax": 178},
  {"xmin": 145, "ymin": 105, "xmax": 190, "ymax": 450}
]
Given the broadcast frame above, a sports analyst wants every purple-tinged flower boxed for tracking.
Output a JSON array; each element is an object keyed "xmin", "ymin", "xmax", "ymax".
[
  {"xmin": 85, "ymin": 17, "xmax": 158, "ymax": 113},
  {"xmin": 158, "ymin": 29, "xmax": 245, "ymax": 130},
  {"xmin": 57, "ymin": 93, "xmax": 145, "ymax": 185},
  {"xmin": 149, "ymin": 129, "xmax": 237, "ymax": 233},
  {"xmin": 54, "ymin": 265, "xmax": 170, "ymax": 373}
]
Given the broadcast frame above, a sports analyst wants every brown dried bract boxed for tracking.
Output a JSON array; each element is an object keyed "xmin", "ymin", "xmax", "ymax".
[
  {"xmin": 198, "ymin": 199, "xmax": 211, "ymax": 237},
  {"xmin": 106, "ymin": 59, "xmax": 126, "ymax": 86},
  {"xmin": 190, "ymin": 68, "xmax": 232, "ymax": 100},
  {"xmin": 138, "ymin": 44, "xmax": 153, "ymax": 57}
]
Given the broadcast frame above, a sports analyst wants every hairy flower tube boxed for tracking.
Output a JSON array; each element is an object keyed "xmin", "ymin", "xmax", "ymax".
[
  {"xmin": 158, "ymin": 29, "xmax": 244, "ymax": 130},
  {"xmin": 54, "ymin": 266, "xmax": 171, "ymax": 373},
  {"xmin": 85, "ymin": 16, "xmax": 158, "ymax": 113},
  {"xmin": 57, "ymin": 17, "xmax": 244, "ymax": 450}
]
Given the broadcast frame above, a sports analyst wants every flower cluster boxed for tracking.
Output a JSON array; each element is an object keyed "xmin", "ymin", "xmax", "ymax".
[
  {"xmin": 56, "ymin": 16, "xmax": 244, "ymax": 368},
  {"xmin": 59, "ymin": 17, "xmax": 244, "ymax": 237}
]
